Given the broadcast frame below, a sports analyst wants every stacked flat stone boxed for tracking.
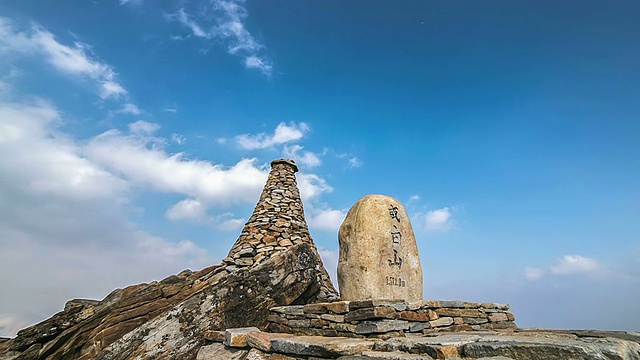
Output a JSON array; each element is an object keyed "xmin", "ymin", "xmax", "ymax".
[
  {"xmin": 222, "ymin": 159, "xmax": 315, "ymax": 271},
  {"xmin": 266, "ymin": 300, "xmax": 517, "ymax": 338}
]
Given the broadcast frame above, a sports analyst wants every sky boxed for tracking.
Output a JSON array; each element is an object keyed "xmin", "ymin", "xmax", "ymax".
[{"xmin": 1, "ymin": 0, "xmax": 639, "ymax": 337}]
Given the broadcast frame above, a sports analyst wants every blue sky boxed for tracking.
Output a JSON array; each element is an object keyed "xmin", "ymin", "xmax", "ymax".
[{"xmin": 1, "ymin": 1, "xmax": 639, "ymax": 337}]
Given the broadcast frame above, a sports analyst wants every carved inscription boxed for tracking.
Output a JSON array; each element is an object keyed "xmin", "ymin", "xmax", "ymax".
[
  {"xmin": 386, "ymin": 276, "xmax": 406, "ymax": 287},
  {"xmin": 388, "ymin": 205, "xmax": 400, "ymax": 222},
  {"xmin": 387, "ymin": 203, "xmax": 403, "ymax": 273}
]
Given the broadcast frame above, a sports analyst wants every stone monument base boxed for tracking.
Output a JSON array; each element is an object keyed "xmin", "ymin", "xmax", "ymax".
[{"xmin": 266, "ymin": 299, "xmax": 516, "ymax": 339}]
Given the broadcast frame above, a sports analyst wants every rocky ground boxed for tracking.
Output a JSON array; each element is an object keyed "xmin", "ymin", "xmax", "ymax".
[{"xmin": 200, "ymin": 328, "xmax": 640, "ymax": 359}]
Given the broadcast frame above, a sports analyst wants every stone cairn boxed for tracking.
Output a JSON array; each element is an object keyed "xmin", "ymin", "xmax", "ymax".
[{"xmin": 220, "ymin": 159, "xmax": 334, "ymax": 296}]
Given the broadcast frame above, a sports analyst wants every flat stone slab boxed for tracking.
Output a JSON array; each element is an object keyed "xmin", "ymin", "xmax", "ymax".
[{"xmin": 270, "ymin": 335, "xmax": 381, "ymax": 358}]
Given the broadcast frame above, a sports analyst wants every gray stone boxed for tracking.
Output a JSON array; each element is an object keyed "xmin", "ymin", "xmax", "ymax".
[
  {"xmin": 270, "ymin": 335, "xmax": 380, "ymax": 358},
  {"xmin": 463, "ymin": 333, "xmax": 640, "ymax": 360},
  {"xmin": 429, "ymin": 317, "xmax": 454, "ymax": 327},
  {"xmin": 196, "ymin": 343, "xmax": 248, "ymax": 360},
  {"xmin": 360, "ymin": 350, "xmax": 434, "ymax": 359},
  {"xmin": 224, "ymin": 327, "xmax": 260, "ymax": 347},
  {"xmin": 355, "ymin": 320, "xmax": 409, "ymax": 334},
  {"xmin": 338, "ymin": 194, "xmax": 423, "ymax": 302}
]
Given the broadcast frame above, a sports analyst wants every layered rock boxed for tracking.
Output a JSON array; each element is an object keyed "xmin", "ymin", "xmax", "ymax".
[
  {"xmin": 267, "ymin": 300, "xmax": 516, "ymax": 338},
  {"xmin": 1, "ymin": 158, "xmax": 338, "ymax": 360}
]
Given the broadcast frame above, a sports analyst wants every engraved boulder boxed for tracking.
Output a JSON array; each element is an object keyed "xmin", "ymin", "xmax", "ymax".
[{"xmin": 338, "ymin": 194, "xmax": 423, "ymax": 301}]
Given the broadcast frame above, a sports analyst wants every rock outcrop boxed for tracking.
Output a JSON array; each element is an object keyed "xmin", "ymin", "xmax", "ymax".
[{"xmin": 1, "ymin": 159, "xmax": 337, "ymax": 360}]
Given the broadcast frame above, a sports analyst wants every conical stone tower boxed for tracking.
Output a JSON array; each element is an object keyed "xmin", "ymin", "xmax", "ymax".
[{"xmin": 222, "ymin": 158, "xmax": 337, "ymax": 300}]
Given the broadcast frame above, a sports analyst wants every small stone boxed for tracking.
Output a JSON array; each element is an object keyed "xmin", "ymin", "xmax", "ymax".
[
  {"xmin": 325, "ymin": 301, "xmax": 350, "ymax": 314},
  {"xmin": 488, "ymin": 312, "xmax": 509, "ymax": 322},
  {"xmin": 344, "ymin": 306, "xmax": 396, "ymax": 322},
  {"xmin": 224, "ymin": 327, "xmax": 261, "ymax": 347},
  {"xmin": 303, "ymin": 303, "xmax": 327, "ymax": 314},
  {"xmin": 203, "ymin": 330, "xmax": 225, "ymax": 342},
  {"xmin": 429, "ymin": 317, "xmax": 454, "ymax": 328},
  {"xmin": 355, "ymin": 320, "xmax": 409, "ymax": 334},
  {"xmin": 246, "ymin": 331, "xmax": 293, "ymax": 352},
  {"xmin": 408, "ymin": 321, "xmax": 430, "ymax": 332},
  {"xmin": 463, "ymin": 317, "xmax": 489, "ymax": 325},
  {"xmin": 398, "ymin": 311, "xmax": 430, "ymax": 322},
  {"xmin": 320, "ymin": 314, "xmax": 345, "ymax": 323},
  {"xmin": 238, "ymin": 247, "xmax": 256, "ymax": 257},
  {"xmin": 245, "ymin": 348, "xmax": 269, "ymax": 360}
]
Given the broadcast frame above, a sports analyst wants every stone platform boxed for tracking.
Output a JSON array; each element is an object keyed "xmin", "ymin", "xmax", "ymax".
[
  {"xmin": 266, "ymin": 300, "xmax": 516, "ymax": 339},
  {"xmin": 199, "ymin": 328, "xmax": 640, "ymax": 359}
]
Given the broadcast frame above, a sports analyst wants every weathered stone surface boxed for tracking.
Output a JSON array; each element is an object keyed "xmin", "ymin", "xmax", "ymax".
[
  {"xmin": 463, "ymin": 333, "xmax": 640, "ymax": 360},
  {"xmin": 246, "ymin": 331, "xmax": 293, "ymax": 352},
  {"xmin": 344, "ymin": 307, "xmax": 396, "ymax": 322},
  {"xmin": 93, "ymin": 242, "xmax": 336, "ymax": 359},
  {"xmin": 355, "ymin": 320, "xmax": 409, "ymax": 334},
  {"xmin": 270, "ymin": 335, "xmax": 380, "ymax": 358},
  {"xmin": 196, "ymin": 343, "xmax": 248, "ymax": 360},
  {"xmin": 358, "ymin": 350, "xmax": 435, "ymax": 359},
  {"xmin": 245, "ymin": 348, "xmax": 269, "ymax": 360},
  {"xmin": 224, "ymin": 327, "xmax": 260, "ymax": 347},
  {"xmin": 338, "ymin": 194, "xmax": 422, "ymax": 301}
]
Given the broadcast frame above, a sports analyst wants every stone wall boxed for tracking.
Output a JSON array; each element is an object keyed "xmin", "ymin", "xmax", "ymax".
[{"xmin": 266, "ymin": 300, "xmax": 516, "ymax": 339}]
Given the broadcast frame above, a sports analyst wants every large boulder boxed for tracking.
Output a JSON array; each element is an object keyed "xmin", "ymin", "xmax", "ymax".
[{"xmin": 338, "ymin": 194, "xmax": 423, "ymax": 302}]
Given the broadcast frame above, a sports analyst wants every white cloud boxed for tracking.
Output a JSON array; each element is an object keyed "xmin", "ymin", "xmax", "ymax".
[
  {"xmin": 163, "ymin": 105, "xmax": 178, "ymax": 113},
  {"xmin": 235, "ymin": 122, "xmax": 309, "ymax": 149},
  {"xmin": 165, "ymin": 199, "xmax": 244, "ymax": 231},
  {"xmin": 167, "ymin": 1, "xmax": 272, "ymax": 75},
  {"xmin": 171, "ymin": 133, "xmax": 186, "ymax": 145},
  {"xmin": 173, "ymin": 8, "xmax": 210, "ymax": 39},
  {"xmin": 166, "ymin": 198, "xmax": 208, "ymax": 222},
  {"xmin": 119, "ymin": 103, "xmax": 141, "ymax": 115},
  {"xmin": 524, "ymin": 267, "xmax": 545, "ymax": 281},
  {"xmin": 307, "ymin": 207, "xmax": 347, "ymax": 232},
  {"xmin": 422, "ymin": 207, "xmax": 453, "ymax": 233},
  {"xmin": 0, "ymin": 97, "xmax": 216, "ymax": 337},
  {"xmin": 336, "ymin": 152, "xmax": 363, "ymax": 169},
  {"xmin": 0, "ymin": 17, "xmax": 128, "ymax": 100},
  {"xmin": 297, "ymin": 173, "xmax": 333, "ymax": 202},
  {"xmin": 283, "ymin": 144, "xmax": 321, "ymax": 168},
  {"xmin": 245, "ymin": 55, "xmax": 272, "ymax": 74},
  {"xmin": 128, "ymin": 120, "xmax": 160, "ymax": 134},
  {"xmin": 348, "ymin": 156, "xmax": 363, "ymax": 168},
  {"xmin": 85, "ymin": 129, "xmax": 268, "ymax": 205},
  {"xmin": 550, "ymin": 255, "xmax": 603, "ymax": 275},
  {"xmin": 318, "ymin": 247, "xmax": 339, "ymax": 288}
]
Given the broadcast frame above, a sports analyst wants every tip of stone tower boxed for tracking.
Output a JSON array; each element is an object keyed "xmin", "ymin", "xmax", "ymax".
[{"xmin": 270, "ymin": 158, "xmax": 298, "ymax": 172}]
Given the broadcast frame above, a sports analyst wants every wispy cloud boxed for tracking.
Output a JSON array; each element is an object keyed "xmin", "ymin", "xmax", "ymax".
[
  {"xmin": 550, "ymin": 255, "xmax": 603, "ymax": 275},
  {"xmin": 235, "ymin": 122, "xmax": 309, "ymax": 149},
  {"xmin": 283, "ymin": 144, "xmax": 321, "ymax": 168},
  {"xmin": 119, "ymin": 103, "xmax": 141, "ymax": 115},
  {"xmin": 307, "ymin": 207, "xmax": 347, "ymax": 232},
  {"xmin": 167, "ymin": 0, "xmax": 272, "ymax": 75},
  {"xmin": 523, "ymin": 267, "xmax": 545, "ymax": 281},
  {"xmin": 336, "ymin": 152, "xmax": 363, "ymax": 169},
  {"xmin": 0, "ymin": 17, "xmax": 129, "ymax": 100},
  {"xmin": 420, "ymin": 207, "xmax": 454, "ymax": 233},
  {"xmin": 523, "ymin": 254, "xmax": 606, "ymax": 281}
]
